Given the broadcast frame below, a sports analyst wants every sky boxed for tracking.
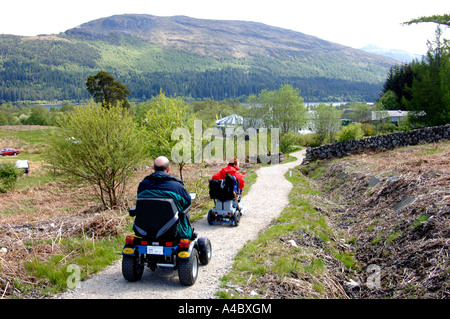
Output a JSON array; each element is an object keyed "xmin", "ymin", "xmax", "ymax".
[{"xmin": 0, "ymin": 0, "xmax": 448, "ymax": 55}]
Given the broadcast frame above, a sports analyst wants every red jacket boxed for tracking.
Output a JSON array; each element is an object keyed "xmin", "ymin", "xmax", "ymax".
[{"xmin": 212, "ymin": 165, "xmax": 245, "ymax": 190}]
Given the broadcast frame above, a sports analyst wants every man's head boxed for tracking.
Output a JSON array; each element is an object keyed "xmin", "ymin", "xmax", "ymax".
[
  {"xmin": 153, "ymin": 156, "xmax": 170, "ymax": 172},
  {"xmin": 228, "ymin": 157, "xmax": 240, "ymax": 169}
]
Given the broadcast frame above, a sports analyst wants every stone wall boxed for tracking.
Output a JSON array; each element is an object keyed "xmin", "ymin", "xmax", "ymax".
[{"xmin": 302, "ymin": 124, "xmax": 450, "ymax": 164}]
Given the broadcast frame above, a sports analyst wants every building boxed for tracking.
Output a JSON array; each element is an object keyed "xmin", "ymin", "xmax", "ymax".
[{"xmin": 371, "ymin": 110, "xmax": 410, "ymax": 124}]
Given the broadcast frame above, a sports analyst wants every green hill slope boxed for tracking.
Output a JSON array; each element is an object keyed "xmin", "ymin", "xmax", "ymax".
[{"xmin": 0, "ymin": 14, "xmax": 398, "ymax": 102}]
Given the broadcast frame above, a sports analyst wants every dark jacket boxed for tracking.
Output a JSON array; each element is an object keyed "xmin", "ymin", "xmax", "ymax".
[{"xmin": 137, "ymin": 171, "xmax": 192, "ymax": 238}]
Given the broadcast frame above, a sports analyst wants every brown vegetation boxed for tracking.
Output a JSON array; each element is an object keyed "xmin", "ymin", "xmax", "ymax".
[{"xmin": 308, "ymin": 141, "xmax": 449, "ymax": 298}]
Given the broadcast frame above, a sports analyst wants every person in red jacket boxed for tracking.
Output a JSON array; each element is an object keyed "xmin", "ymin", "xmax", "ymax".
[{"xmin": 211, "ymin": 157, "xmax": 245, "ymax": 193}]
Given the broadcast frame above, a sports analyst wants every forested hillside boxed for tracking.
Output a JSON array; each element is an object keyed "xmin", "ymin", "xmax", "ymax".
[{"xmin": 0, "ymin": 14, "xmax": 398, "ymax": 102}]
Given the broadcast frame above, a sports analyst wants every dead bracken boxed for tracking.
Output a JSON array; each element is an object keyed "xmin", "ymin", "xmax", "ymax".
[{"xmin": 305, "ymin": 141, "xmax": 449, "ymax": 298}]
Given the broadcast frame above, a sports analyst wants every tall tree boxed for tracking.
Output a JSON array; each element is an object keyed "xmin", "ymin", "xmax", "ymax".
[
  {"xmin": 86, "ymin": 71, "xmax": 130, "ymax": 109},
  {"xmin": 405, "ymin": 26, "xmax": 450, "ymax": 126},
  {"xmin": 381, "ymin": 64, "xmax": 414, "ymax": 109},
  {"xmin": 310, "ymin": 103, "xmax": 342, "ymax": 144},
  {"xmin": 140, "ymin": 92, "xmax": 193, "ymax": 180},
  {"xmin": 251, "ymin": 84, "xmax": 307, "ymax": 134},
  {"xmin": 348, "ymin": 102, "xmax": 370, "ymax": 123}
]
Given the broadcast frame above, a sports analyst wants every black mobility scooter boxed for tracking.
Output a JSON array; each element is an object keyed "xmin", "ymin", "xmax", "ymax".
[
  {"xmin": 207, "ymin": 174, "xmax": 245, "ymax": 226},
  {"xmin": 122, "ymin": 194, "xmax": 212, "ymax": 286}
]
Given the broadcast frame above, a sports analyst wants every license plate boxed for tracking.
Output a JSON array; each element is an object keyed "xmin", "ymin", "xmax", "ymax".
[{"xmin": 146, "ymin": 246, "xmax": 163, "ymax": 255}]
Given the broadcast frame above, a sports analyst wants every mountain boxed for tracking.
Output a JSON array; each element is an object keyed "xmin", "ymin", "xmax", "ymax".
[
  {"xmin": 360, "ymin": 44, "xmax": 423, "ymax": 63},
  {"xmin": 0, "ymin": 14, "xmax": 398, "ymax": 103}
]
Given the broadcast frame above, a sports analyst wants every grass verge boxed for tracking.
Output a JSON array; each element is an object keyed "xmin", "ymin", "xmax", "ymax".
[
  {"xmin": 217, "ymin": 167, "xmax": 355, "ymax": 299},
  {"xmin": 23, "ymin": 234, "xmax": 124, "ymax": 296}
]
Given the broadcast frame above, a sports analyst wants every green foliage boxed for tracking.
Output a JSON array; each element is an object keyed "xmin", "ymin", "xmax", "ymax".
[
  {"xmin": 405, "ymin": 26, "xmax": 450, "ymax": 126},
  {"xmin": 376, "ymin": 122, "xmax": 397, "ymax": 134},
  {"xmin": 381, "ymin": 64, "xmax": 414, "ymax": 110},
  {"xmin": 403, "ymin": 14, "xmax": 450, "ymax": 27},
  {"xmin": 279, "ymin": 132, "xmax": 298, "ymax": 154},
  {"xmin": 361, "ymin": 123, "xmax": 376, "ymax": 136},
  {"xmin": 378, "ymin": 90, "xmax": 401, "ymax": 110},
  {"xmin": 139, "ymin": 92, "xmax": 193, "ymax": 179},
  {"xmin": 25, "ymin": 105, "xmax": 52, "ymax": 125},
  {"xmin": 347, "ymin": 102, "xmax": 370, "ymax": 123},
  {"xmin": 0, "ymin": 110, "xmax": 8, "ymax": 125},
  {"xmin": 381, "ymin": 25, "xmax": 450, "ymax": 127},
  {"xmin": 310, "ymin": 103, "xmax": 342, "ymax": 144},
  {"xmin": 191, "ymin": 99, "xmax": 241, "ymax": 129},
  {"xmin": 336, "ymin": 123, "xmax": 364, "ymax": 142},
  {"xmin": 86, "ymin": 71, "xmax": 130, "ymax": 108},
  {"xmin": 140, "ymin": 92, "xmax": 192, "ymax": 156},
  {"xmin": 247, "ymin": 84, "xmax": 307, "ymax": 134},
  {"xmin": 0, "ymin": 163, "xmax": 21, "ymax": 193},
  {"xmin": 297, "ymin": 133, "xmax": 321, "ymax": 148},
  {"xmin": 45, "ymin": 102, "xmax": 146, "ymax": 208},
  {"xmin": 25, "ymin": 235, "xmax": 123, "ymax": 295}
]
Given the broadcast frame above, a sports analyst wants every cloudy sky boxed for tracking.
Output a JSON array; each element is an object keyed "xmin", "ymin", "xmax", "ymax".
[{"xmin": 1, "ymin": 0, "xmax": 448, "ymax": 55}]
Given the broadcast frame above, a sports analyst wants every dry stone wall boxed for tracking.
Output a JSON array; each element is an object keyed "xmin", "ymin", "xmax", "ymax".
[{"xmin": 302, "ymin": 124, "xmax": 450, "ymax": 164}]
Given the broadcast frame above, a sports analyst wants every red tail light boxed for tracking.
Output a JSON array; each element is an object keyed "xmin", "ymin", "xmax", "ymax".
[
  {"xmin": 165, "ymin": 242, "xmax": 173, "ymax": 247},
  {"xmin": 179, "ymin": 239, "xmax": 190, "ymax": 249},
  {"xmin": 126, "ymin": 236, "xmax": 135, "ymax": 245}
]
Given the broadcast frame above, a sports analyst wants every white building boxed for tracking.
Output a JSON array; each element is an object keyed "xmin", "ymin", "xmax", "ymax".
[{"xmin": 371, "ymin": 110, "xmax": 410, "ymax": 123}]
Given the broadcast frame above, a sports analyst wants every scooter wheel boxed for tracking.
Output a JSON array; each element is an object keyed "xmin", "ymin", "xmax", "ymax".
[
  {"xmin": 122, "ymin": 255, "xmax": 144, "ymax": 282},
  {"xmin": 198, "ymin": 237, "xmax": 212, "ymax": 265},
  {"xmin": 178, "ymin": 248, "xmax": 199, "ymax": 286},
  {"xmin": 207, "ymin": 210, "xmax": 214, "ymax": 225}
]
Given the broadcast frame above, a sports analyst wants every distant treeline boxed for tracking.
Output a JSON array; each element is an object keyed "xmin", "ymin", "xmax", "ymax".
[{"xmin": 0, "ymin": 66, "xmax": 381, "ymax": 103}]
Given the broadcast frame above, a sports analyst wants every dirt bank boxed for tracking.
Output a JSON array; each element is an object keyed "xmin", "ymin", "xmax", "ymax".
[{"xmin": 304, "ymin": 141, "xmax": 449, "ymax": 298}]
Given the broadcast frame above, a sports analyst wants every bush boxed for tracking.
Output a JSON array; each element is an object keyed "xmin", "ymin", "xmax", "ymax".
[
  {"xmin": 0, "ymin": 163, "xmax": 21, "ymax": 193},
  {"xmin": 280, "ymin": 132, "xmax": 298, "ymax": 154},
  {"xmin": 297, "ymin": 133, "xmax": 321, "ymax": 147},
  {"xmin": 46, "ymin": 102, "xmax": 147, "ymax": 208},
  {"xmin": 361, "ymin": 123, "xmax": 375, "ymax": 136},
  {"xmin": 376, "ymin": 122, "xmax": 397, "ymax": 134},
  {"xmin": 336, "ymin": 123, "xmax": 364, "ymax": 142}
]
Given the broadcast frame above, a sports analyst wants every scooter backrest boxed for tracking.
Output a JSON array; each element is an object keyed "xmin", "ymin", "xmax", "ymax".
[
  {"xmin": 134, "ymin": 198, "xmax": 179, "ymax": 239},
  {"xmin": 209, "ymin": 173, "xmax": 238, "ymax": 201}
]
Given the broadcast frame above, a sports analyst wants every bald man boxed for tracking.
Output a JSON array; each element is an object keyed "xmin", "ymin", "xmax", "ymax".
[{"xmin": 137, "ymin": 156, "xmax": 193, "ymax": 239}]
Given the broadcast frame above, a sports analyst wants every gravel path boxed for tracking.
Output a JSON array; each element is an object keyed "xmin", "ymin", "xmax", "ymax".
[{"xmin": 58, "ymin": 150, "xmax": 306, "ymax": 299}]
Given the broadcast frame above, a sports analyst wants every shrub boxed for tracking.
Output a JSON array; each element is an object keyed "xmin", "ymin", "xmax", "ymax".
[
  {"xmin": 376, "ymin": 122, "xmax": 397, "ymax": 134},
  {"xmin": 336, "ymin": 123, "xmax": 364, "ymax": 142},
  {"xmin": 361, "ymin": 123, "xmax": 375, "ymax": 136},
  {"xmin": 280, "ymin": 132, "xmax": 298, "ymax": 153},
  {"xmin": 45, "ymin": 102, "xmax": 147, "ymax": 208},
  {"xmin": 0, "ymin": 163, "xmax": 21, "ymax": 193},
  {"xmin": 298, "ymin": 133, "xmax": 321, "ymax": 147}
]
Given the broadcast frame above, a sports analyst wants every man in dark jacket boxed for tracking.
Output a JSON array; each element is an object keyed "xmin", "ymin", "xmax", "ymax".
[{"xmin": 137, "ymin": 156, "xmax": 193, "ymax": 239}]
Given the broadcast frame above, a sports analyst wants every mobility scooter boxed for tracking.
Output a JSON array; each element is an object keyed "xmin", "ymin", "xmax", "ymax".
[
  {"xmin": 207, "ymin": 174, "xmax": 245, "ymax": 227},
  {"xmin": 122, "ymin": 193, "xmax": 212, "ymax": 286}
]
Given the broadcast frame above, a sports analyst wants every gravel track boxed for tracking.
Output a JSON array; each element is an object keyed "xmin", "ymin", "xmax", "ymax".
[{"xmin": 58, "ymin": 150, "xmax": 306, "ymax": 299}]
